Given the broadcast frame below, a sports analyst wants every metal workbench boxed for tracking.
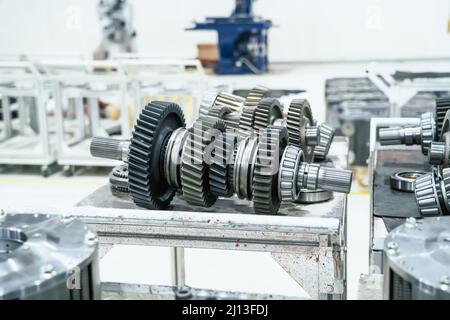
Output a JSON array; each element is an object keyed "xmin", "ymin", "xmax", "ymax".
[{"xmin": 3, "ymin": 137, "xmax": 350, "ymax": 300}]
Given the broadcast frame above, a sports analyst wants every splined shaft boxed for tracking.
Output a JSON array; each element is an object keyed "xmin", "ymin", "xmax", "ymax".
[
  {"xmin": 90, "ymin": 137, "xmax": 130, "ymax": 162},
  {"xmin": 297, "ymin": 163, "xmax": 353, "ymax": 194}
]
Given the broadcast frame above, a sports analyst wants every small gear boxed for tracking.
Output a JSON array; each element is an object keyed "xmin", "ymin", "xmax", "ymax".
[
  {"xmin": 128, "ymin": 101, "xmax": 185, "ymax": 209},
  {"xmin": 209, "ymin": 132, "xmax": 238, "ymax": 197},
  {"xmin": 109, "ymin": 164, "xmax": 129, "ymax": 193},
  {"xmin": 252, "ymin": 126, "xmax": 288, "ymax": 214},
  {"xmin": 287, "ymin": 99, "xmax": 315, "ymax": 161},
  {"xmin": 435, "ymin": 97, "xmax": 450, "ymax": 136},
  {"xmin": 253, "ymin": 98, "xmax": 283, "ymax": 132},
  {"xmin": 181, "ymin": 116, "xmax": 226, "ymax": 207},
  {"xmin": 199, "ymin": 91, "xmax": 218, "ymax": 118},
  {"xmin": 243, "ymin": 85, "xmax": 269, "ymax": 109}
]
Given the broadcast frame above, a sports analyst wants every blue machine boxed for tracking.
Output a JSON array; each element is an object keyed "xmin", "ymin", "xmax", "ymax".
[{"xmin": 188, "ymin": 0, "xmax": 272, "ymax": 75}]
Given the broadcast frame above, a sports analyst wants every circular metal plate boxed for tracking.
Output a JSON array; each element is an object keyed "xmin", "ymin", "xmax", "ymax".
[{"xmin": 390, "ymin": 171, "xmax": 426, "ymax": 193}]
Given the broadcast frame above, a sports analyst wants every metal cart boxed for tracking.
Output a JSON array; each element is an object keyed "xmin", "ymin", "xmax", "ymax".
[{"xmin": 3, "ymin": 137, "xmax": 350, "ymax": 300}]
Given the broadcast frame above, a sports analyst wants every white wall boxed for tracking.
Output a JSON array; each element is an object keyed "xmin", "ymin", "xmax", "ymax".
[{"xmin": 0, "ymin": 0, "xmax": 449, "ymax": 62}]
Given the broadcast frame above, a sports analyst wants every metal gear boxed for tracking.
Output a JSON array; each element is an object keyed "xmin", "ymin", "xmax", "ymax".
[
  {"xmin": 287, "ymin": 99, "xmax": 316, "ymax": 161},
  {"xmin": 214, "ymin": 92, "xmax": 245, "ymax": 113},
  {"xmin": 242, "ymin": 85, "xmax": 269, "ymax": 109},
  {"xmin": 181, "ymin": 116, "xmax": 226, "ymax": 207},
  {"xmin": 128, "ymin": 101, "xmax": 186, "ymax": 209},
  {"xmin": 199, "ymin": 90, "xmax": 218, "ymax": 118},
  {"xmin": 238, "ymin": 106, "xmax": 257, "ymax": 133},
  {"xmin": 209, "ymin": 132, "xmax": 238, "ymax": 197},
  {"xmin": 253, "ymin": 98, "xmax": 283, "ymax": 132},
  {"xmin": 207, "ymin": 105, "xmax": 233, "ymax": 120},
  {"xmin": 435, "ymin": 97, "xmax": 450, "ymax": 136},
  {"xmin": 278, "ymin": 145, "xmax": 303, "ymax": 202},
  {"xmin": 109, "ymin": 164, "xmax": 129, "ymax": 193},
  {"xmin": 252, "ymin": 126, "xmax": 288, "ymax": 214}
]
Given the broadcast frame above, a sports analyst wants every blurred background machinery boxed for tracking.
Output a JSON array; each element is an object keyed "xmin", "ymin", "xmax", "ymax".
[{"xmin": 188, "ymin": 0, "xmax": 272, "ymax": 74}]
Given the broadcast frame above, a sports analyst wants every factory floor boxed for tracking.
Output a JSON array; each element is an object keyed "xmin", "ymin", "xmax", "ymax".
[{"xmin": 2, "ymin": 59, "xmax": 449, "ymax": 299}]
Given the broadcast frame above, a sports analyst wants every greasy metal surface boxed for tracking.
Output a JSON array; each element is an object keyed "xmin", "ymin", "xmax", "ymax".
[{"xmin": 373, "ymin": 146, "xmax": 429, "ymax": 219}]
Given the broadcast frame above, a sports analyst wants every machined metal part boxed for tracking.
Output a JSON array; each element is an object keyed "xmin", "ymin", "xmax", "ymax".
[
  {"xmin": 0, "ymin": 213, "xmax": 100, "ymax": 300},
  {"xmin": 314, "ymin": 123, "xmax": 336, "ymax": 161},
  {"xmin": 297, "ymin": 162, "xmax": 353, "ymax": 194},
  {"xmin": 287, "ymin": 99, "xmax": 317, "ymax": 161},
  {"xmin": 109, "ymin": 164, "xmax": 129, "ymax": 193},
  {"xmin": 181, "ymin": 117, "xmax": 226, "ymax": 207},
  {"xmin": 296, "ymin": 189, "xmax": 333, "ymax": 204},
  {"xmin": 214, "ymin": 92, "xmax": 245, "ymax": 113},
  {"xmin": 390, "ymin": 171, "xmax": 425, "ymax": 193},
  {"xmin": 242, "ymin": 85, "xmax": 269, "ymax": 109},
  {"xmin": 378, "ymin": 112, "xmax": 435, "ymax": 155},
  {"xmin": 383, "ymin": 216, "xmax": 450, "ymax": 300},
  {"xmin": 414, "ymin": 168, "xmax": 444, "ymax": 216},
  {"xmin": 90, "ymin": 137, "xmax": 130, "ymax": 162},
  {"xmin": 128, "ymin": 101, "xmax": 186, "ymax": 210},
  {"xmin": 198, "ymin": 90, "xmax": 218, "ymax": 118},
  {"xmin": 278, "ymin": 145, "xmax": 303, "ymax": 202},
  {"xmin": 253, "ymin": 98, "xmax": 283, "ymax": 132},
  {"xmin": 233, "ymin": 136, "xmax": 259, "ymax": 199},
  {"xmin": 252, "ymin": 126, "xmax": 288, "ymax": 214},
  {"xmin": 164, "ymin": 127, "xmax": 189, "ymax": 189},
  {"xmin": 435, "ymin": 97, "xmax": 450, "ymax": 136}
]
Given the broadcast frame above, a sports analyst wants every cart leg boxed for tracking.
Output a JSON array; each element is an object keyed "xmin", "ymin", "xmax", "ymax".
[{"xmin": 63, "ymin": 165, "xmax": 75, "ymax": 177}]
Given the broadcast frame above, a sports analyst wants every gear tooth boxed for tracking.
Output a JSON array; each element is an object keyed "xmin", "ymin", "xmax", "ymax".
[
  {"xmin": 128, "ymin": 101, "xmax": 185, "ymax": 210},
  {"xmin": 287, "ymin": 99, "xmax": 315, "ymax": 161},
  {"xmin": 180, "ymin": 117, "xmax": 226, "ymax": 207},
  {"xmin": 253, "ymin": 98, "xmax": 283, "ymax": 132},
  {"xmin": 252, "ymin": 126, "xmax": 288, "ymax": 215},
  {"xmin": 199, "ymin": 91, "xmax": 219, "ymax": 118},
  {"xmin": 435, "ymin": 98, "xmax": 450, "ymax": 136}
]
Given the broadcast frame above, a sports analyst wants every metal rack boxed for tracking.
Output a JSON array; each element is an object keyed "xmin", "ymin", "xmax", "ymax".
[
  {"xmin": 3, "ymin": 137, "xmax": 350, "ymax": 300},
  {"xmin": 0, "ymin": 61, "xmax": 55, "ymax": 175},
  {"xmin": 41, "ymin": 60, "xmax": 130, "ymax": 173},
  {"xmin": 117, "ymin": 57, "xmax": 207, "ymax": 127}
]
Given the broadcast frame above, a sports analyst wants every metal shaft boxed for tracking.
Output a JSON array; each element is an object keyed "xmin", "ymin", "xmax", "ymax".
[
  {"xmin": 90, "ymin": 137, "xmax": 130, "ymax": 162},
  {"xmin": 378, "ymin": 126, "xmax": 421, "ymax": 145},
  {"xmin": 297, "ymin": 163, "xmax": 353, "ymax": 194}
]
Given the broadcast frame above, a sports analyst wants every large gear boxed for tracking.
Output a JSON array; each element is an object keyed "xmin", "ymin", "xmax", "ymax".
[
  {"xmin": 252, "ymin": 126, "xmax": 288, "ymax": 214},
  {"xmin": 435, "ymin": 97, "xmax": 450, "ymax": 136},
  {"xmin": 209, "ymin": 132, "xmax": 238, "ymax": 197},
  {"xmin": 128, "ymin": 101, "xmax": 186, "ymax": 209},
  {"xmin": 287, "ymin": 99, "xmax": 316, "ymax": 161},
  {"xmin": 253, "ymin": 98, "xmax": 283, "ymax": 132},
  {"xmin": 181, "ymin": 116, "xmax": 226, "ymax": 207}
]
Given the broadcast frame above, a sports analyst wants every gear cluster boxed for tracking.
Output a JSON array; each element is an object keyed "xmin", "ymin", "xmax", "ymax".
[
  {"xmin": 90, "ymin": 87, "xmax": 352, "ymax": 215},
  {"xmin": 378, "ymin": 98, "xmax": 450, "ymax": 217}
]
